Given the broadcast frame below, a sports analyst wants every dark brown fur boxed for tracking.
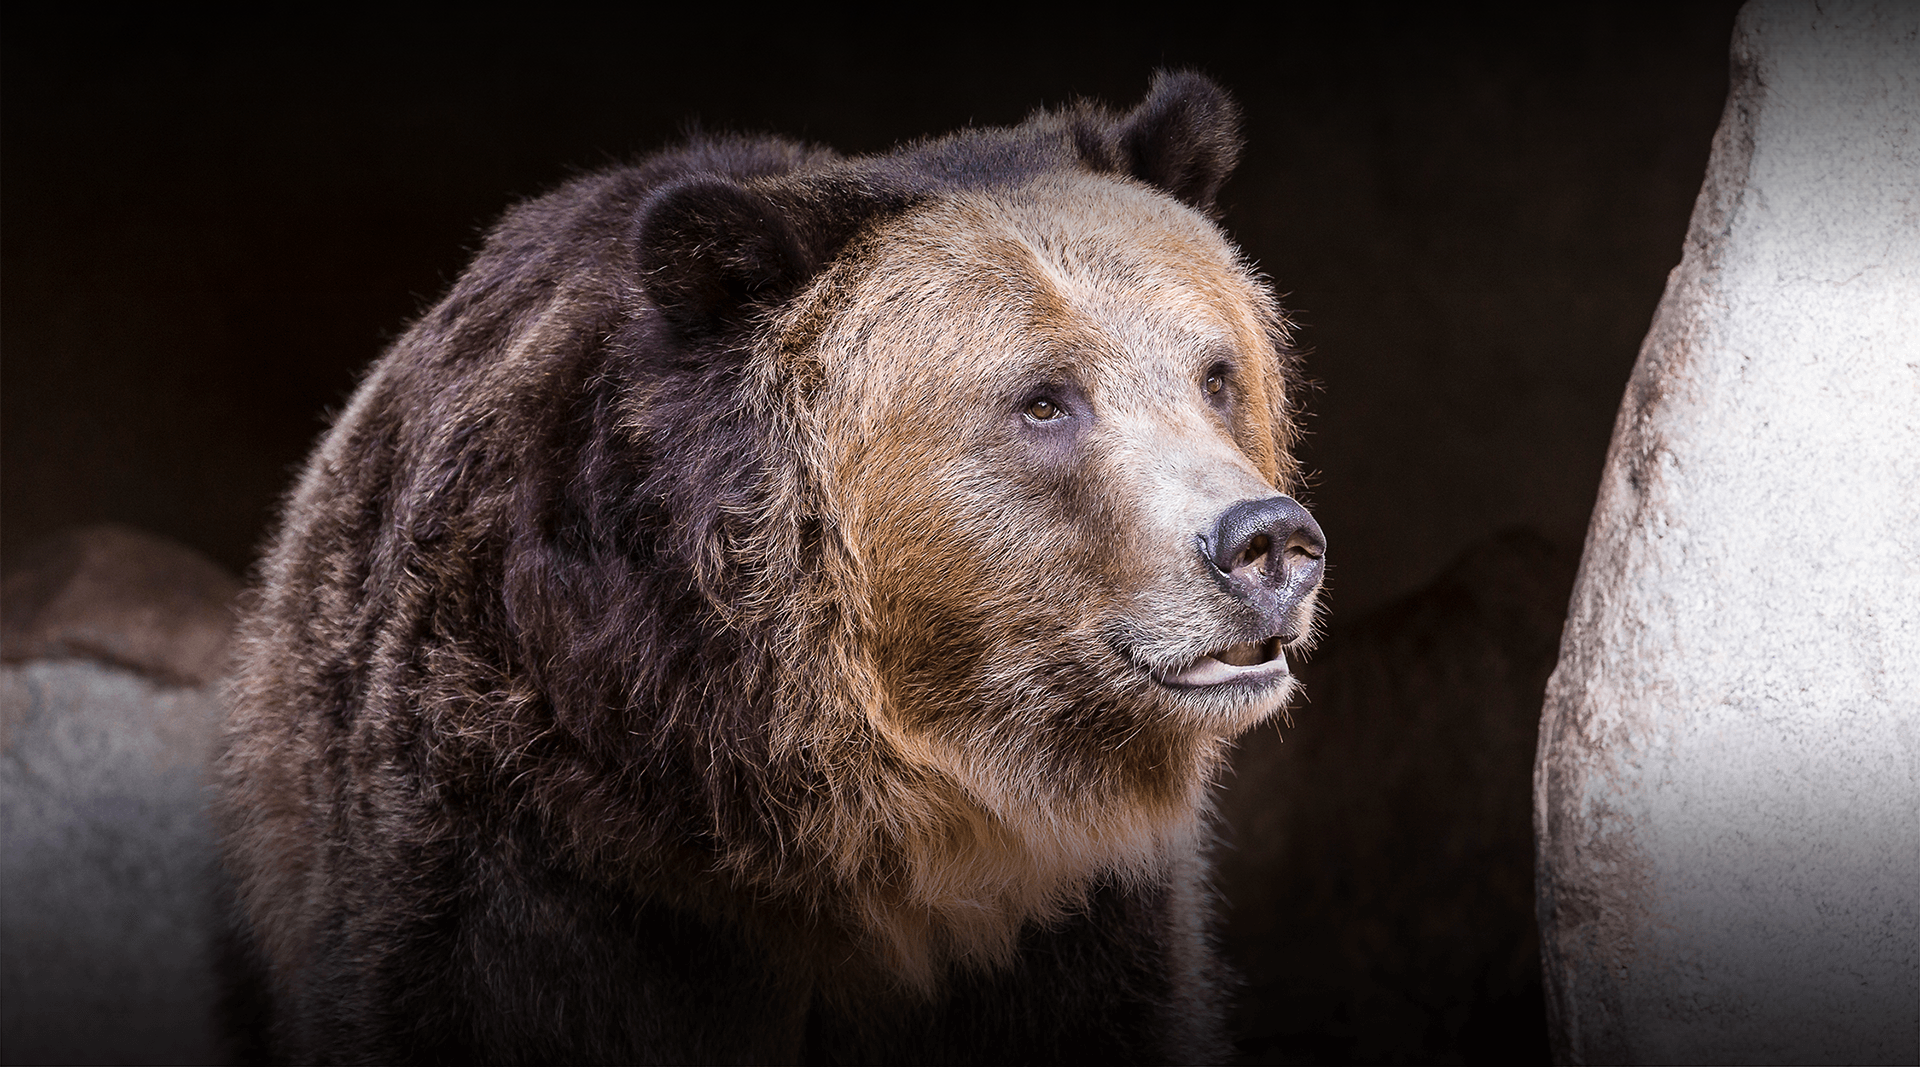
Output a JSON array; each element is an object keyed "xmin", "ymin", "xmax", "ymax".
[{"xmin": 216, "ymin": 72, "xmax": 1319, "ymax": 1064}]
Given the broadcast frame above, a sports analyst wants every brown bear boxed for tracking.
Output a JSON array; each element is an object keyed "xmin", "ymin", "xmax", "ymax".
[{"xmin": 214, "ymin": 71, "xmax": 1326, "ymax": 1064}]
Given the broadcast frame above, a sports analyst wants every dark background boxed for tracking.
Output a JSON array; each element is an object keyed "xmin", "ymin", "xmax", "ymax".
[{"xmin": 3, "ymin": 5, "xmax": 1742, "ymax": 1062}]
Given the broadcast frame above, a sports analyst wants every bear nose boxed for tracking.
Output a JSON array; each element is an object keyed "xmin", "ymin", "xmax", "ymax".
[{"xmin": 1198, "ymin": 495, "xmax": 1326, "ymax": 626}]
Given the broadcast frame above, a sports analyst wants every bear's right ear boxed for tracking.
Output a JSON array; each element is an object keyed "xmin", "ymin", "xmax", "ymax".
[
  {"xmin": 634, "ymin": 178, "xmax": 819, "ymax": 340},
  {"xmin": 1093, "ymin": 70, "xmax": 1244, "ymax": 217}
]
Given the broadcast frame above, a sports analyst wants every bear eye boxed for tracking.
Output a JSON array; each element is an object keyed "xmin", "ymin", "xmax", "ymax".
[
  {"xmin": 1025, "ymin": 398, "xmax": 1064, "ymax": 421},
  {"xmin": 1202, "ymin": 358, "xmax": 1244, "ymax": 406}
]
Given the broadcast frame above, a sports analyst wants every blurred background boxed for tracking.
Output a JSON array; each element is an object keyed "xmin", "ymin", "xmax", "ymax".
[{"xmin": 3, "ymin": 5, "xmax": 1743, "ymax": 1063}]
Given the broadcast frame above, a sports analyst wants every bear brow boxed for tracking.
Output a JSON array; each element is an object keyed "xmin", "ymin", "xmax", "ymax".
[
  {"xmin": 1021, "ymin": 261, "xmax": 1252, "ymax": 363},
  {"xmin": 1201, "ymin": 341, "xmax": 1244, "ymax": 371}
]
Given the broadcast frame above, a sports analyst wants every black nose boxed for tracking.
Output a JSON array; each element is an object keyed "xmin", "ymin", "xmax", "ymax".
[{"xmin": 1200, "ymin": 495, "xmax": 1326, "ymax": 614}]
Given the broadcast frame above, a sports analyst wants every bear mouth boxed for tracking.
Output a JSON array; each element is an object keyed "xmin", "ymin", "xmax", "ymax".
[{"xmin": 1157, "ymin": 636, "xmax": 1290, "ymax": 689}]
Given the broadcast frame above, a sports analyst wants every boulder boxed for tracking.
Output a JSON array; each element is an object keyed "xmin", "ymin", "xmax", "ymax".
[
  {"xmin": 1, "ymin": 526, "xmax": 240, "ymax": 1064},
  {"xmin": 1535, "ymin": 2, "xmax": 1920, "ymax": 1062}
]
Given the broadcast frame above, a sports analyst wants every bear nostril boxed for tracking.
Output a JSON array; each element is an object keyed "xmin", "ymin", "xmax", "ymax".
[
  {"xmin": 1239, "ymin": 533, "xmax": 1272, "ymax": 572},
  {"xmin": 1285, "ymin": 531, "xmax": 1322, "ymax": 562}
]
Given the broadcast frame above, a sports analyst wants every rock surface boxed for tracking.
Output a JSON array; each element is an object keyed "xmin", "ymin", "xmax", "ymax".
[
  {"xmin": 1, "ymin": 527, "xmax": 240, "ymax": 1065},
  {"xmin": 1, "ymin": 663, "xmax": 228, "ymax": 1065},
  {"xmin": 1534, "ymin": 2, "xmax": 1920, "ymax": 1062}
]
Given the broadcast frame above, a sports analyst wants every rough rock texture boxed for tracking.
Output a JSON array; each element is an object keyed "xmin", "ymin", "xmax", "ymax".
[
  {"xmin": 0, "ymin": 528, "xmax": 240, "ymax": 1065},
  {"xmin": 1219, "ymin": 528, "xmax": 1572, "ymax": 1064},
  {"xmin": 1534, "ymin": 2, "xmax": 1920, "ymax": 1063}
]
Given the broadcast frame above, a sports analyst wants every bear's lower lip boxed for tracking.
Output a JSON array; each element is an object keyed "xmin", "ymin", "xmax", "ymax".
[{"xmin": 1157, "ymin": 637, "xmax": 1290, "ymax": 689}]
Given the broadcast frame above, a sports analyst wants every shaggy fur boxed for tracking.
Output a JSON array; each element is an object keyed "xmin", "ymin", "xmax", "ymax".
[{"xmin": 216, "ymin": 71, "xmax": 1323, "ymax": 1064}]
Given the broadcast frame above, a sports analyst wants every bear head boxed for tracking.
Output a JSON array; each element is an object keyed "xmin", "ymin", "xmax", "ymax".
[{"xmin": 560, "ymin": 72, "xmax": 1328, "ymax": 976}]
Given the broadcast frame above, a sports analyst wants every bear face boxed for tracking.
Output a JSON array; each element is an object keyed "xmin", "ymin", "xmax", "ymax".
[
  {"xmin": 790, "ymin": 177, "xmax": 1319, "ymax": 886},
  {"xmin": 595, "ymin": 159, "xmax": 1327, "ymax": 984},
  {"xmin": 217, "ymin": 71, "xmax": 1324, "ymax": 1062}
]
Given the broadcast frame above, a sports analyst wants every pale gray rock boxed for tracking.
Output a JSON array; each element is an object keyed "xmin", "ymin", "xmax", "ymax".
[
  {"xmin": 0, "ymin": 663, "xmax": 227, "ymax": 1065},
  {"xmin": 1535, "ymin": 2, "xmax": 1920, "ymax": 1063},
  {"xmin": 1, "ymin": 527, "xmax": 239, "ymax": 1064}
]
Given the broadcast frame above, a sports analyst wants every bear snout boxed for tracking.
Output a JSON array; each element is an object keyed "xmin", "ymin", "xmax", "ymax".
[
  {"xmin": 1128, "ymin": 495, "xmax": 1326, "ymax": 693},
  {"xmin": 1198, "ymin": 494, "xmax": 1326, "ymax": 641}
]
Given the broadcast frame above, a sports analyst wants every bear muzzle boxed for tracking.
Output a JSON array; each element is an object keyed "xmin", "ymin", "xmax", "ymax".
[{"xmin": 1155, "ymin": 495, "xmax": 1326, "ymax": 690}]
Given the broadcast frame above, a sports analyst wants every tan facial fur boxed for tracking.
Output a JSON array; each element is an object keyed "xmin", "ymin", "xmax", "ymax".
[{"xmin": 755, "ymin": 173, "xmax": 1317, "ymax": 981}]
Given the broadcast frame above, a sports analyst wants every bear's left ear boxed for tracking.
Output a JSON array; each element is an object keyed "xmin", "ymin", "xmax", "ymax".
[
  {"xmin": 1093, "ymin": 70, "xmax": 1244, "ymax": 216},
  {"xmin": 634, "ymin": 178, "xmax": 820, "ymax": 340}
]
